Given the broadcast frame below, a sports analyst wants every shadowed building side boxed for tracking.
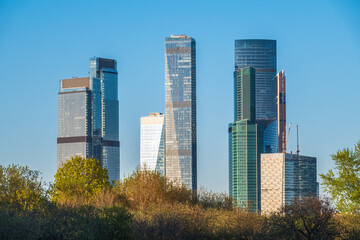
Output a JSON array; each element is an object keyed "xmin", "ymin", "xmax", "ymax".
[{"xmin": 277, "ymin": 70, "xmax": 286, "ymax": 153}]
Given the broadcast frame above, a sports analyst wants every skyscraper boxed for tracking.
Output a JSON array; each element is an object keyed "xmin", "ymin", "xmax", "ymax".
[
  {"xmin": 57, "ymin": 77, "xmax": 92, "ymax": 166},
  {"xmin": 140, "ymin": 113, "xmax": 165, "ymax": 175},
  {"xmin": 235, "ymin": 39, "xmax": 278, "ymax": 153},
  {"xmin": 165, "ymin": 35, "xmax": 197, "ymax": 190},
  {"xmin": 277, "ymin": 70, "xmax": 286, "ymax": 153},
  {"xmin": 57, "ymin": 57, "xmax": 120, "ymax": 181},
  {"xmin": 90, "ymin": 57, "xmax": 120, "ymax": 182},
  {"xmin": 229, "ymin": 66, "xmax": 264, "ymax": 212},
  {"xmin": 261, "ymin": 153, "xmax": 318, "ymax": 214}
]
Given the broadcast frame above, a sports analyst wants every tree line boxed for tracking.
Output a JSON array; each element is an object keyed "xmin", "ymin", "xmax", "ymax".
[{"xmin": 1, "ymin": 142, "xmax": 360, "ymax": 239}]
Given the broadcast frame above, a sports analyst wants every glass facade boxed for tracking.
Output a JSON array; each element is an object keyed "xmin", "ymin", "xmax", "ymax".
[
  {"xmin": 140, "ymin": 113, "xmax": 165, "ymax": 175},
  {"xmin": 235, "ymin": 39, "xmax": 278, "ymax": 153},
  {"xmin": 165, "ymin": 35, "xmax": 197, "ymax": 190},
  {"xmin": 234, "ymin": 67, "xmax": 256, "ymax": 122},
  {"xmin": 261, "ymin": 153, "xmax": 318, "ymax": 214},
  {"xmin": 57, "ymin": 57, "xmax": 120, "ymax": 182},
  {"xmin": 229, "ymin": 120, "xmax": 264, "ymax": 212},
  {"xmin": 229, "ymin": 66, "xmax": 263, "ymax": 212},
  {"xmin": 57, "ymin": 80, "xmax": 92, "ymax": 167}
]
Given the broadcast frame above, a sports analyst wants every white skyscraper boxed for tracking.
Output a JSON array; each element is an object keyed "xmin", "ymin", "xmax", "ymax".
[{"xmin": 140, "ymin": 113, "xmax": 165, "ymax": 175}]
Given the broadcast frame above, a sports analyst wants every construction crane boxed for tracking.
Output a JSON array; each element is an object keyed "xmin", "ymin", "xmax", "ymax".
[{"xmin": 284, "ymin": 123, "xmax": 292, "ymax": 153}]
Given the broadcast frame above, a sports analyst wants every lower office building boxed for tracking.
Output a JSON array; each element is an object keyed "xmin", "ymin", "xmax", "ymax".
[
  {"xmin": 260, "ymin": 153, "xmax": 318, "ymax": 214},
  {"xmin": 140, "ymin": 113, "xmax": 165, "ymax": 175}
]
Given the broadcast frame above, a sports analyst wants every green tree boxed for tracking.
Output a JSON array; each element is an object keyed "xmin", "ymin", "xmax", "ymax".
[
  {"xmin": 0, "ymin": 164, "xmax": 48, "ymax": 212},
  {"xmin": 320, "ymin": 141, "xmax": 360, "ymax": 213},
  {"xmin": 51, "ymin": 156, "xmax": 110, "ymax": 204}
]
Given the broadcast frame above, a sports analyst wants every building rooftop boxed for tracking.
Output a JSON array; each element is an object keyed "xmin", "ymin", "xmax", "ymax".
[
  {"xmin": 170, "ymin": 34, "xmax": 191, "ymax": 39},
  {"xmin": 61, "ymin": 77, "xmax": 90, "ymax": 90}
]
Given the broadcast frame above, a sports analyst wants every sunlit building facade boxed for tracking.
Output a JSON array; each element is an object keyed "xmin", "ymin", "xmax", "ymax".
[
  {"xmin": 261, "ymin": 153, "xmax": 318, "ymax": 214},
  {"xmin": 235, "ymin": 39, "xmax": 278, "ymax": 153},
  {"xmin": 57, "ymin": 57, "xmax": 120, "ymax": 181},
  {"xmin": 140, "ymin": 113, "xmax": 165, "ymax": 175},
  {"xmin": 165, "ymin": 35, "xmax": 197, "ymax": 190},
  {"xmin": 57, "ymin": 77, "xmax": 92, "ymax": 166}
]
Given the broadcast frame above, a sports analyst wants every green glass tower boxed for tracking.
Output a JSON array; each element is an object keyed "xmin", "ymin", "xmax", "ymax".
[{"xmin": 229, "ymin": 66, "xmax": 264, "ymax": 212}]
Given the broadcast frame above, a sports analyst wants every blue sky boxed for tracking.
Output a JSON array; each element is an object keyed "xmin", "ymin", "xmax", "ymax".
[{"xmin": 0, "ymin": 0, "xmax": 359, "ymax": 194}]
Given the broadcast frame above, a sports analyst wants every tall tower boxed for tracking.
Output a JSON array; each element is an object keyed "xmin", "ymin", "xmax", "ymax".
[
  {"xmin": 140, "ymin": 113, "xmax": 165, "ymax": 175},
  {"xmin": 57, "ymin": 57, "xmax": 120, "ymax": 182},
  {"xmin": 89, "ymin": 57, "xmax": 120, "ymax": 182},
  {"xmin": 165, "ymin": 35, "xmax": 197, "ymax": 190},
  {"xmin": 235, "ymin": 39, "xmax": 277, "ymax": 153},
  {"xmin": 277, "ymin": 70, "xmax": 286, "ymax": 153},
  {"xmin": 229, "ymin": 66, "xmax": 264, "ymax": 212}
]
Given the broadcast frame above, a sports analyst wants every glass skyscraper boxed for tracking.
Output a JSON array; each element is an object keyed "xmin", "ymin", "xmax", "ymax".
[
  {"xmin": 165, "ymin": 35, "xmax": 197, "ymax": 190},
  {"xmin": 229, "ymin": 66, "xmax": 264, "ymax": 212},
  {"xmin": 235, "ymin": 39, "xmax": 278, "ymax": 153},
  {"xmin": 57, "ymin": 57, "xmax": 120, "ymax": 181},
  {"xmin": 140, "ymin": 113, "xmax": 165, "ymax": 175},
  {"xmin": 261, "ymin": 153, "xmax": 318, "ymax": 214},
  {"xmin": 57, "ymin": 77, "xmax": 92, "ymax": 166}
]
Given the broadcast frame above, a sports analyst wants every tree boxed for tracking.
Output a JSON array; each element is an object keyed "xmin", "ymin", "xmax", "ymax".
[
  {"xmin": 320, "ymin": 141, "xmax": 360, "ymax": 213},
  {"xmin": 51, "ymin": 156, "xmax": 110, "ymax": 204},
  {"xmin": 114, "ymin": 168, "xmax": 192, "ymax": 209},
  {"xmin": 267, "ymin": 197, "xmax": 338, "ymax": 240},
  {"xmin": 0, "ymin": 164, "xmax": 47, "ymax": 212}
]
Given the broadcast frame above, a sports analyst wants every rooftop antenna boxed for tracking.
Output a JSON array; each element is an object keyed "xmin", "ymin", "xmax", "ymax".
[
  {"xmin": 285, "ymin": 123, "xmax": 292, "ymax": 153},
  {"xmin": 296, "ymin": 125, "xmax": 300, "ymax": 155}
]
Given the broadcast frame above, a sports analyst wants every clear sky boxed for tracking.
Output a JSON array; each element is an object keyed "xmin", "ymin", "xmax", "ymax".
[{"xmin": 0, "ymin": 0, "xmax": 359, "ymax": 194}]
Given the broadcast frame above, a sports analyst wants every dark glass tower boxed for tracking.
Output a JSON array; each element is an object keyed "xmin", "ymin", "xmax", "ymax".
[
  {"xmin": 235, "ymin": 40, "xmax": 278, "ymax": 153},
  {"xmin": 165, "ymin": 35, "xmax": 197, "ymax": 190}
]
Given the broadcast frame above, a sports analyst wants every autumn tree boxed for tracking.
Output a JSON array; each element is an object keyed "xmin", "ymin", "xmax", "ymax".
[
  {"xmin": 267, "ymin": 197, "xmax": 338, "ymax": 240},
  {"xmin": 114, "ymin": 168, "xmax": 192, "ymax": 209},
  {"xmin": 51, "ymin": 156, "xmax": 110, "ymax": 204},
  {"xmin": 320, "ymin": 141, "xmax": 360, "ymax": 213},
  {"xmin": 0, "ymin": 164, "xmax": 48, "ymax": 212}
]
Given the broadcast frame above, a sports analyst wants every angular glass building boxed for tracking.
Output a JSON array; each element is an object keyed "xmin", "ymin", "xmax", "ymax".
[
  {"xmin": 229, "ymin": 66, "xmax": 264, "ymax": 212},
  {"xmin": 261, "ymin": 153, "xmax": 318, "ymax": 214},
  {"xmin": 140, "ymin": 113, "xmax": 165, "ymax": 175},
  {"xmin": 165, "ymin": 35, "xmax": 197, "ymax": 190},
  {"xmin": 235, "ymin": 39, "xmax": 278, "ymax": 153},
  {"xmin": 57, "ymin": 57, "xmax": 120, "ymax": 181}
]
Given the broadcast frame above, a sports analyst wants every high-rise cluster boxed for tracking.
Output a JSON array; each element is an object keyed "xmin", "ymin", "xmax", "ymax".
[
  {"xmin": 57, "ymin": 36, "xmax": 317, "ymax": 214},
  {"xmin": 229, "ymin": 39, "xmax": 318, "ymax": 213},
  {"xmin": 57, "ymin": 57, "xmax": 120, "ymax": 181}
]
